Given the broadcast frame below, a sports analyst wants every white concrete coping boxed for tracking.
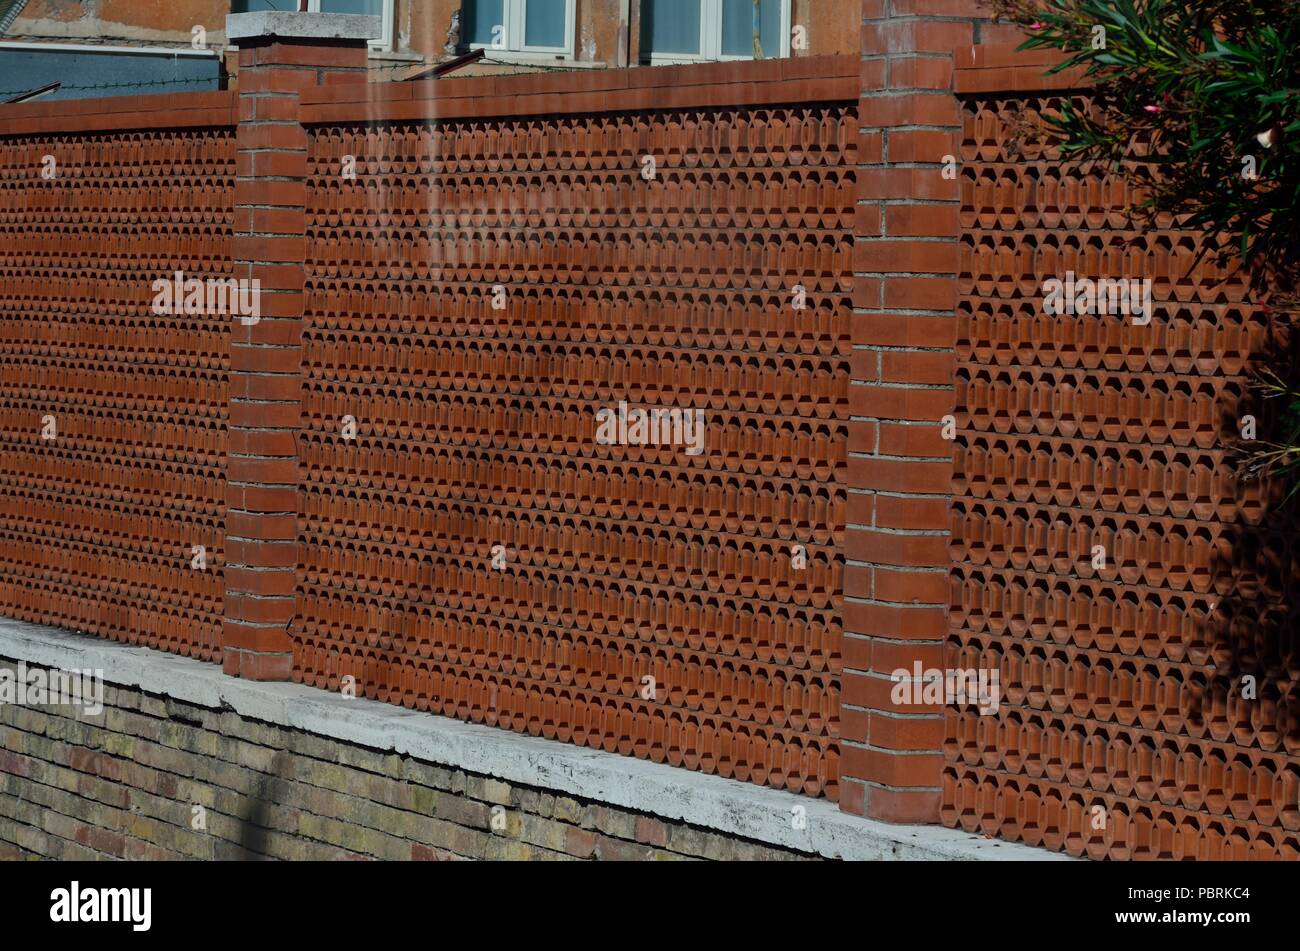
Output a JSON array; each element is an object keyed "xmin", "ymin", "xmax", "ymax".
[
  {"xmin": 226, "ymin": 11, "xmax": 380, "ymax": 43},
  {"xmin": 0, "ymin": 618, "xmax": 1068, "ymax": 861}
]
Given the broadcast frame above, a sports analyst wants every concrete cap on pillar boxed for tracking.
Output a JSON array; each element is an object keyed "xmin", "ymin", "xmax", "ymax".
[{"xmin": 226, "ymin": 11, "xmax": 381, "ymax": 43}]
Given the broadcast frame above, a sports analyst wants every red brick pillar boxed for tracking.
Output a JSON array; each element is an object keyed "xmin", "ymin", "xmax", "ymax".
[
  {"xmin": 842, "ymin": 0, "xmax": 989, "ymax": 821},
  {"xmin": 222, "ymin": 11, "xmax": 375, "ymax": 680}
]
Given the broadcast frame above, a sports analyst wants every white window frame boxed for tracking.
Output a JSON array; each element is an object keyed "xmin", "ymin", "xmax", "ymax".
[
  {"xmin": 465, "ymin": 0, "xmax": 577, "ymax": 60},
  {"xmin": 643, "ymin": 0, "xmax": 792, "ymax": 65}
]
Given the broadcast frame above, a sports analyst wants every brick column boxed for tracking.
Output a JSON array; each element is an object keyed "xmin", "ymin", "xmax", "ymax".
[
  {"xmin": 843, "ymin": 0, "xmax": 991, "ymax": 821},
  {"xmin": 223, "ymin": 11, "xmax": 376, "ymax": 680}
]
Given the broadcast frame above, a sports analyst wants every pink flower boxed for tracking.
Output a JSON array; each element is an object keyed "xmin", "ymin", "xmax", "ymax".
[
  {"xmin": 1143, "ymin": 104, "xmax": 1162, "ymax": 113},
  {"xmin": 1028, "ymin": 21, "xmax": 1046, "ymax": 29}
]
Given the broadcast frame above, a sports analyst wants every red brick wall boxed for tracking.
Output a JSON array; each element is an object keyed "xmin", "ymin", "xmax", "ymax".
[
  {"xmin": 5, "ymin": 8, "xmax": 1290, "ymax": 850},
  {"xmin": 290, "ymin": 59, "xmax": 858, "ymax": 800},
  {"xmin": 223, "ymin": 39, "xmax": 369, "ymax": 682},
  {"xmin": 844, "ymin": 0, "xmax": 992, "ymax": 823},
  {"xmin": 943, "ymin": 49, "xmax": 1300, "ymax": 860},
  {"xmin": 0, "ymin": 95, "xmax": 236, "ymax": 662}
]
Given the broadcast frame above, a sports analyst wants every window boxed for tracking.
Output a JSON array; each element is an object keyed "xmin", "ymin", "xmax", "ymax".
[
  {"xmin": 231, "ymin": 0, "xmax": 394, "ymax": 51},
  {"xmin": 462, "ymin": 0, "xmax": 576, "ymax": 58},
  {"xmin": 641, "ymin": 0, "xmax": 790, "ymax": 64}
]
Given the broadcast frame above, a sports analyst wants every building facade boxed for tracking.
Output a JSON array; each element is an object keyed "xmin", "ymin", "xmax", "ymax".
[{"xmin": 0, "ymin": 0, "xmax": 858, "ymax": 99}]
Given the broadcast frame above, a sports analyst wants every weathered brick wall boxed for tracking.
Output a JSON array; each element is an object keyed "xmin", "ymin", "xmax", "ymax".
[
  {"xmin": 0, "ymin": 656, "xmax": 815, "ymax": 860},
  {"xmin": 0, "ymin": 95, "xmax": 236, "ymax": 663},
  {"xmin": 0, "ymin": 63, "xmax": 859, "ymax": 811},
  {"xmin": 943, "ymin": 60, "xmax": 1297, "ymax": 859},
  {"xmin": 292, "ymin": 61, "xmax": 858, "ymax": 802}
]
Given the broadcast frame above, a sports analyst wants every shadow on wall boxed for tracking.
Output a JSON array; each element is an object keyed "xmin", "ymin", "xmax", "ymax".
[
  {"xmin": 1206, "ymin": 310, "xmax": 1300, "ymax": 817},
  {"xmin": 236, "ymin": 750, "xmax": 292, "ymax": 859},
  {"xmin": 944, "ymin": 89, "xmax": 1300, "ymax": 859}
]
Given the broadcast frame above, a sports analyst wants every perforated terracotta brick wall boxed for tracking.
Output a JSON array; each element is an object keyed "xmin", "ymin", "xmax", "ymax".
[
  {"xmin": 289, "ymin": 60, "xmax": 859, "ymax": 800},
  {"xmin": 9, "ymin": 10, "xmax": 1290, "ymax": 852},
  {"xmin": 0, "ymin": 95, "xmax": 237, "ymax": 662},
  {"xmin": 943, "ymin": 52, "xmax": 1300, "ymax": 859}
]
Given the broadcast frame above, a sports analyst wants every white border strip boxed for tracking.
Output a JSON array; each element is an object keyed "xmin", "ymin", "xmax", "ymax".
[
  {"xmin": 0, "ymin": 618, "xmax": 1067, "ymax": 861},
  {"xmin": 0, "ymin": 40, "xmax": 219, "ymax": 57}
]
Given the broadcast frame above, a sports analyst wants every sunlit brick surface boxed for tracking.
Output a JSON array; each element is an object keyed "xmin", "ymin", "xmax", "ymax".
[
  {"xmin": 0, "ymin": 129, "xmax": 232, "ymax": 661},
  {"xmin": 944, "ymin": 94, "xmax": 1299, "ymax": 858},
  {"xmin": 292, "ymin": 105, "xmax": 856, "ymax": 798}
]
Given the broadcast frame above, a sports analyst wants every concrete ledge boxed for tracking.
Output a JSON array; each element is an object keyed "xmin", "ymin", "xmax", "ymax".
[
  {"xmin": 226, "ymin": 12, "xmax": 380, "ymax": 43},
  {"xmin": 0, "ymin": 619, "xmax": 1066, "ymax": 861}
]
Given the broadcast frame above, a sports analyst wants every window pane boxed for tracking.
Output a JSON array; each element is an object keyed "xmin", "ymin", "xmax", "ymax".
[
  {"xmin": 641, "ymin": 0, "xmax": 701, "ymax": 56},
  {"xmin": 524, "ymin": 0, "xmax": 567, "ymax": 48},
  {"xmin": 319, "ymin": 0, "xmax": 382, "ymax": 13},
  {"xmin": 721, "ymin": 0, "xmax": 782, "ymax": 57},
  {"xmin": 231, "ymin": 0, "xmax": 281, "ymax": 11},
  {"xmin": 464, "ymin": 0, "xmax": 505, "ymax": 46},
  {"xmin": 760, "ymin": 0, "xmax": 782, "ymax": 56}
]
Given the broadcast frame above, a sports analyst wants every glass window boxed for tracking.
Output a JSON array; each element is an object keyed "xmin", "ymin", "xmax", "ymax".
[
  {"xmin": 464, "ymin": 0, "xmax": 573, "ymax": 54},
  {"xmin": 642, "ymin": 0, "xmax": 703, "ymax": 56},
  {"xmin": 720, "ymin": 0, "xmax": 755, "ymax": 56},
  {"xmin": 644, "ymin": 0, "xmax": 788, "ymax": 62},
  {"xmin": 759, "ymin": 0, "xmax": 782, "ymax": 56},
  {"xmin": 231, "ymin": 0, "xmax": 280, "ymax": 11},
  {"xmin": 319, "ymin": 0, "xmax": 383, "ymax": 13},
  {"xmin": 524, "ymin": 0, "xmax": 567, "ymax": 49},
  {"xmin": 720, "ymin": 0, "xmax": 781, "ymax": 57},
  {"xmin": 465, "ymin": 0, "xmax": 505, "ymax": 47}
]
